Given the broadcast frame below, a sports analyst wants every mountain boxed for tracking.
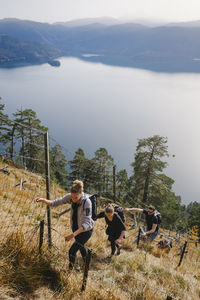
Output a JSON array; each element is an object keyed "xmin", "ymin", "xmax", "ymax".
[
  {"xmin": 55, "ymin": 17, "xmax": 122, "ymax": 27},
  {"xmin": 1, "ymin": 18, "xmax": 200, "ymax": 71},
  {"xmin": 167, "ymin": 20, "xmax": 200, "ymax": 27},
  {"xmin": 0, "ymin": 33, "xmax": 61, "ymax": 67}
]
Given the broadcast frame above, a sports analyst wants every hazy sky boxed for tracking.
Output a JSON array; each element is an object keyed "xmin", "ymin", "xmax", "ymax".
[{"xmin": 0, "ymin": 0, "xmax": 200, "ymax": 23}]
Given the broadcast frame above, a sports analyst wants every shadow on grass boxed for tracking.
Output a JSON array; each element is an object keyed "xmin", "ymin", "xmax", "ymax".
[{"xmin": 0, "ymin": 232, "xmax": 63, "ymax": 297}]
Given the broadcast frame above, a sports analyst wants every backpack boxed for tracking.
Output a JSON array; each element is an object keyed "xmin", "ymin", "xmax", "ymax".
[
  {"xmin": 154, "ymin": 210, "xmax": 162, "ymax": 224},
  {"xmin": 83, "ymin": 194, "xmax": 98, "ymax": 221},
  {"xmin": 113, "ymin": 204, "xmax": 125, "ymax": 223}
]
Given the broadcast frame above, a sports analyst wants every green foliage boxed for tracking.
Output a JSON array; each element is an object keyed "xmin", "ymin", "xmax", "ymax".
[
  {"xmin": 93, "ymin": 147, "xmax": 114, "ymax": 196},
  {"xmin": 13, "ymin": 108, "xmax": 47, "ymax": 172},
  {"xmin": 186, "ymin": 202, "xmax": 200, "ymax": 228},
  {"xmin": 116, "ymin": 169, "xmax": 129, "ymax": 203},
  {"xmin": 69, "ymin": 147, "xmax": 114, "ymax": 195},
  {"xmin": 69, "ymin": 147, "xmax": 87, "ymax": 182},
  {"xmin": 50, "ymin": 144, "xmax": 68, "ymax": 189},
  {"xmin": 130, "ymin": 135, "xmax": 169, "ymax": 206},
  {"xmin": 0, "ymin": 97, "xmax": 10, "ymax": 149}
]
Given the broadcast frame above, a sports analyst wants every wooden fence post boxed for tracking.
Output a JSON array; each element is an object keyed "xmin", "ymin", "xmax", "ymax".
[
  {"xmin": 177, "ymin": 241, "xmax": 187, "ymax": 267},
  {"xmin": 81, "ymin": 249, "xmax": 92, "ymax": 292},
  {"xmin": 44, "ymin": 131, "xmax": 52, "ymax": 247},
  {"xmin": 39, "ymin": 220, "xmax": 44, "ymax": 253},
  {"xmin": 137, "ymin": 227, "xmax": 141, "ymax": 248}
]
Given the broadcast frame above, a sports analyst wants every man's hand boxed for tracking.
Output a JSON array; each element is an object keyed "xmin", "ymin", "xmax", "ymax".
[
  {"xmin": 115, "ymin": 238, "xmax": 122, "ymax": 244},
  {"xmin": 65, "ymin": 233, "xmax": 74, "ymax": 242},
  {"xmin": 34, "ymin": 197, "xmax": 44, "ymax": 203},
  {"xmin": 141, "ymin": 232, "xmax": 147, "ymax": 237}
]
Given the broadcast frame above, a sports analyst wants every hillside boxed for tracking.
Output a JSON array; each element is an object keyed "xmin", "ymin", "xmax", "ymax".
[
  {"xmin": 1, "ymin": 18, "xmax": 200, "ymax": 71},
  {"xmin": 0, "ymin": 158, "xmax": 199, "ymax": 299},
  {"xmin": 0, "ymin": 33, "xmax": 61, "ymax": 67}
]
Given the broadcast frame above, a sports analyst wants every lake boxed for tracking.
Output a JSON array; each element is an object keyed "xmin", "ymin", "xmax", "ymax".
[{"xmin": 1, "ymin": 57, "xmax": 200, "ymax": 205}]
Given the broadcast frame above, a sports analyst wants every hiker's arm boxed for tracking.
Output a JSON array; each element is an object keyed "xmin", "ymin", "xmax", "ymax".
[
  {"xmin": 143, "ymin": 223, "xmax": 157, "ymax": 236},
  {"xmin": 115, "ymin": 230, "xmax": 126, "ymax": 244},
  {"xmin": 34, "ymin": 193, "xmax": 70, "ymax": 207},
  {"xmin": 51, "ymin": 194, "xmax": 71, "ymax": 207},
  {"xmin": 34, "ymin": 198, "xmax": 53, "ymax": 206},
  {"xmin": 95, "ymin": 211, "xmax": 105, "ymax": 219},
  {"xmin": 65, "ymin": 226, "xmax": 84, "ymax": 242},
  {"xmin": 124, "ymin": 208, "xmax": 143, "ymax": 213}
]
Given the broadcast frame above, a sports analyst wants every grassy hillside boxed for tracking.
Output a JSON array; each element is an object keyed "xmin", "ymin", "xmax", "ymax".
[{"xmin": 0, "ymin": 158, "xmax": 199, "ymax": 299}]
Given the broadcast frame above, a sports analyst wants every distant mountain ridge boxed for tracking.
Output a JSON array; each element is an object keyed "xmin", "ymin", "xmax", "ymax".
[
  {"xmin": 1, "ymin": 18, "xmax": 200, "ymax": 71},
  {"xmin": 0, "ymin": 33, "xmax": 61, "ymax": 67}
]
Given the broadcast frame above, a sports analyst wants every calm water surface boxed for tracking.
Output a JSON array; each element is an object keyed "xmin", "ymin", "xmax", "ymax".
[{"xmin": 1, "ymin": 57, "xmax": 200, "ymax": 204}]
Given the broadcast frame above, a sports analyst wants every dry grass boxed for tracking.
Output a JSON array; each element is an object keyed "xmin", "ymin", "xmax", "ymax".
[{"xmin": 0, "ymin": 160, "xmax": 200, "ymax": 299}]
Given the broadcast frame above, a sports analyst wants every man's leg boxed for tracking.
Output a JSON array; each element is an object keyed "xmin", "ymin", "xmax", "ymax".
[
  {"xmin": 147, "ymin": 230, "xmax": 159, "ymax": 242},
  {"xmin": 109, "ymin": 241, "xmax": 116, "ymax": 257},
  {"xmin": 69, "ymin": 241, "xmax": 79, "ymax": 269}
]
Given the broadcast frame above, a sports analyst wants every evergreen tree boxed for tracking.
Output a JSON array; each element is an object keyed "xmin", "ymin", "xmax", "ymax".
[
  {"xmin": 69, "ymin": 148, "xmax": 87, "ymax": 182},
  {"xmin": 1, "ymin": 123, "xmax": 16, "ymax": 159},
  {"xmin": 50, "ymin": 144, "xmax": 68, "ymax": 189},
  {"xmin": 131, "ymin": 135, "xmax": 169, "ymax": 206},
  {"xmin": 128, "ymin": 135, "xmax": 183, "ymax": 229},
  {"xmin": 93, "ymin": 147, "xmax": 114, "ymax": 196},
  {"xmin": 13, "ymin": 108, "xmax": 47, "ymax": 172},
  {"xmin": 186, "ymin": 202, "xmax": 200, "ymax": 229},
  {"xmin": 69, "ymin": 148, "xmax": 96, "ymax": 192},
  {"xmin": 116, "ymin": 169, "xmax": 129, "ymax": 203},
  {"xmin": 0, "ymin": 98, "xmax": 10, "ymax": 153}
]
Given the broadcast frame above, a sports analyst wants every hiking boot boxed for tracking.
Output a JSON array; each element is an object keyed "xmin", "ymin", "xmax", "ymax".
[{"xmin": 107, "ymin": 254, "xmax": 114, "ymax": 258}]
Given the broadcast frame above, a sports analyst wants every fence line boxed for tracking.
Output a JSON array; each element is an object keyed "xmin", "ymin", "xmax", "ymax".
[{"xmin": 0, "ymin": 125, "xmax": 199, "ymax": 298}]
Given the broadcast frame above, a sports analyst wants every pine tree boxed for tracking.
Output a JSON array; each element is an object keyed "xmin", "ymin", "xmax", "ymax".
[
  {"xmin": 93, "ymin": 147, "xmax": 114, "ymax": 196},
  {"xmin": 116, "ymin": 169, "xmax": 129, "ymax": 203},
  {"xmin": 13, "ymin": 108, "xmax": 47, "ymax": 172},
  {"xmin": 50, "ymin": 144, "xmax": 68, "ymax": 189},
  {"xmin": 0, "ymin": 98, "xmax": 13, "ymax": 157},
  {"xmin": 69, "ymin": 148, "xmax": 96, "ymax": 192},
  {"xmin": 131, "ymin": 135, "xmax": 169, "ymax": 206},
  {"xmin": 69, "ymin": 148, "xmax": 87, "ymax": 182}
]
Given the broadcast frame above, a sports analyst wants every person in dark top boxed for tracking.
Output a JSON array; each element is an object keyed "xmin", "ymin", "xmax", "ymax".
[
  {"xmin": 96, "ymin": 204, "xmax": 126, "ymax": 257},
  {"xmin": 124, "ymin": 205, "xmax": 159, "ymax": 241}
]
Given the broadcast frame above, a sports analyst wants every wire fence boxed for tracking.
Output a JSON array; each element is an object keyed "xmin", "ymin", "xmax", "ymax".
[{"xmin": 0, "ymin": 118, "xmax": 199, "ymax": 299}]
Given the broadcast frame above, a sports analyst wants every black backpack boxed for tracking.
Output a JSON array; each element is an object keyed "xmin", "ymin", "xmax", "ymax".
[
  {"xmin": 154, "ymin": 210, "xmax": 162, "ymax": 224},
  {"xmin": 83, "ymin": 194, "xmax": 98, "ymax": 221},
  {"xmin": 113, "ymin": 204, "xmax": 125, "ymax": 223}
]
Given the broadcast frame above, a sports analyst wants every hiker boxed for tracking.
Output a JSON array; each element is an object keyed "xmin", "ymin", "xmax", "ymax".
[
  {"xmin": 34, "ymin": 180, "xmax": 93, "ymax": 270},
  {"xmin": 124, "ymin": 205, "xmax": 159, "ymax": 241},
  {"xmin": 96, "ymin": 204, "xmax": 126, "ymax": 258}
]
